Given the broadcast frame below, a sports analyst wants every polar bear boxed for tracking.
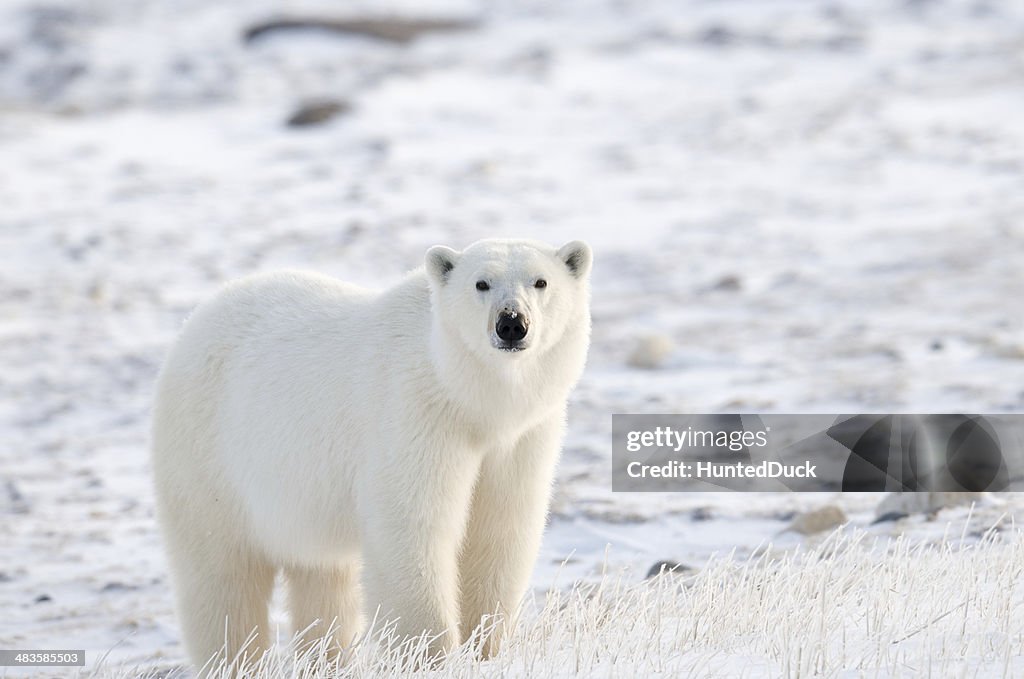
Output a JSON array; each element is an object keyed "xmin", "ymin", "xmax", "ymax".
[{"xmin": 151, "ymin": 238, "xmax": 592, "ymax": 669}]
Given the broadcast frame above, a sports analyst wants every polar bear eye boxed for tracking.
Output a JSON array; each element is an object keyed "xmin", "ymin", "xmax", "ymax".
[
  {"xmin": 535, "ymin": 279, "xmax": 547, "ymax": 289},
  {"xmin": 475, "ymin": 280, "xmax": 490, "ymax": 291}
]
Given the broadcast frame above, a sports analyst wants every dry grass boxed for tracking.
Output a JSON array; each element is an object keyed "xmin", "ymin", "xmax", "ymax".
[{"xmin": 90, "ymin": 521, "xmax": 1024, "ymax": 678}]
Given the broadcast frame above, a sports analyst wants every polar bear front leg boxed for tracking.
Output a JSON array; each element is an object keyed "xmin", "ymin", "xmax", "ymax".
[
  {"xmin": 361, "ymin": 442, "xmax": 483, "ymax": 660},
  {"xmin": 286, "ymin": 561, "xmax": 363, "ymax": 659},
  {"xmin": 458, "ymin": 415, "xmax": 565, "ymax": 657}
]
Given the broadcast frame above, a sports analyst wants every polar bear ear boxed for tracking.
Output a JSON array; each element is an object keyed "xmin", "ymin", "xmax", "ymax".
[
  {"xmin": 425, "ymin": 245, "xmax": 461, "ymax": 285},
  {"xmin": 556, "ymin": 241, "xmax": 593, "ymax": 279}
]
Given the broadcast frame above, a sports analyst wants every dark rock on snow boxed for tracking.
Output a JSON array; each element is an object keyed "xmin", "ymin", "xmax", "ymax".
[
  {"xmin": 245, "ymin": 16, "xmax": 479, "ymax": 45},
  {"xmin": 645, "ymin": 560, "xmax": 692, "ymax": 579},
  {"xmin": 286, "ymin": 100, "xmax": 351, "ymax": 128}
]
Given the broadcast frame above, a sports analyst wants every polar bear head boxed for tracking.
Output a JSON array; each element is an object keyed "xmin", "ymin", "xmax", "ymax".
[{"xmin": 425, "ymin": 239, "xmax": 592, "ymax": 361}]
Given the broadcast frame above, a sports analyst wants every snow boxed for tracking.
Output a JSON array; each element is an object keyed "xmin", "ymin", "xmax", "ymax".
[{"xmin": 2, "ymin": 0, "xmax": 1024, "ymax": 675}]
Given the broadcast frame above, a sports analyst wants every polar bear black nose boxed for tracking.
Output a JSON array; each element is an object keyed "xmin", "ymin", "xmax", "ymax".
[{"xmin": 496, "ymin": 311, "xmax": 529, "ymax": 342}]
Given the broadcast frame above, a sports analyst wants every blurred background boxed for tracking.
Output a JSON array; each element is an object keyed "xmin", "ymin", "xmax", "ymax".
[{"xmin": 2, "ymin": 0, "xmax": 1024, "ymax": 671}]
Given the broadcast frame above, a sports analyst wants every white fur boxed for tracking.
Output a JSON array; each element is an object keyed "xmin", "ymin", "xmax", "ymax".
[{"xmin": 151, "ymin": 238, "xmax": 592, "ymax": 668}]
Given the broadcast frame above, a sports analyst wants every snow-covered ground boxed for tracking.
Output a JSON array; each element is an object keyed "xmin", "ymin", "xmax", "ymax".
[{"xmin": 2, "ymin": 0, "xmax": 1024, "ymax": 675}]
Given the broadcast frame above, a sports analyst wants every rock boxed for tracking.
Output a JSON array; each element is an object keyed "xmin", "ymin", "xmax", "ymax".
[
  {"xmin": 286, "ymin": 99, "xmax": 351, "ymax": 128},
  {"xmin": 645, "ymin": 560, "xmax": 691, "ymax": 579},
  {"xmin": 101, "ymin": 581, "xmax": 139, "ymax": 592},
  {"xmin": 627, "ymin": 334, "xmax": 674, "ymax": 369},
  {"xmin": 691, "ymin": 506, "xmax": 713, "ymax": 521},
  {"xmin": 709, "ymin": 274, "xmax": 742, "ymax": 292},
  {"xmin": 788, "ymin": 505, "xmax": 847, "ymax": 535},
  {"xmin": 244, "ymin": 16, "xmax": 479, "ymax": 45},
  {"xmin": 3, "ymin": 480, "xmax": 29, "ymax": 514},
  {"xmin": 871, "ymin": 511, "xmax": 908, "ymax": 525}
]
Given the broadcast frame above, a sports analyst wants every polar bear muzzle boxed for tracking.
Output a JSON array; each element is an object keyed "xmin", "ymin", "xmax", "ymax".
[{"xmin": 495, "ymin": 309, "xmax": 529, "ymax": 350}]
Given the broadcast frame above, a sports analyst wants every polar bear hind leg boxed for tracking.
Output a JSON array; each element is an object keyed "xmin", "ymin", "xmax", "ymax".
[{"xmin": 164, "ymin": 524, "xmax": 276, "ymax": 674}]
